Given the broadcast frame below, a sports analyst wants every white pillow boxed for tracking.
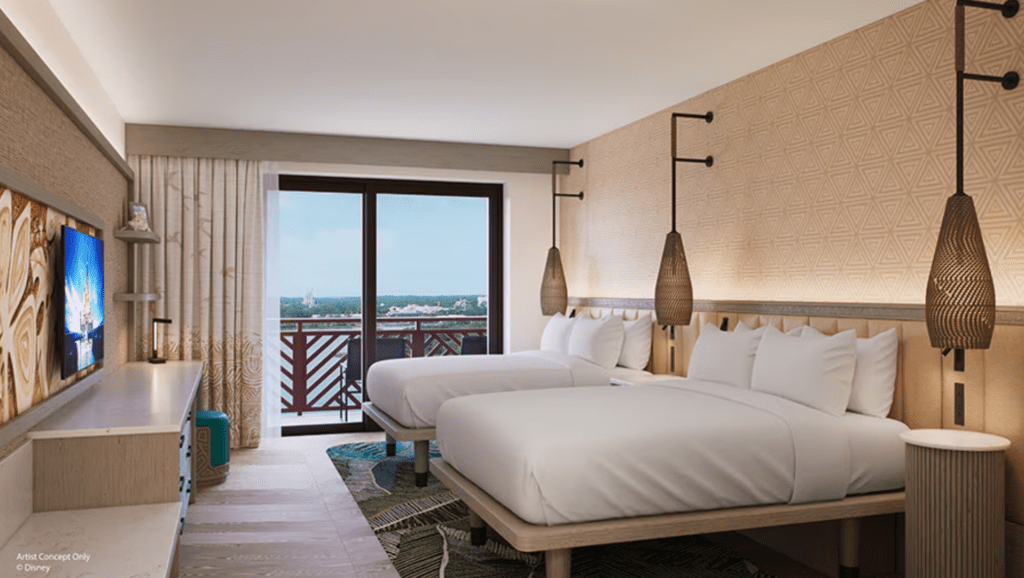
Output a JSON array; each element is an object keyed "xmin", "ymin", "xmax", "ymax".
[
  {"xmin": 568, "ymin": 316, "xmax": 625, "ymax": 369},
  {"xmin": 618, "ymin": 314, "xmax": 653, "ymax": 370},
  {"xmin": 540, "ymin": 313, "xmax": 574, "ymax": 354},
  {"xmin": 687, "ymin": 323, "xmax": 767, "ymax": 388},
  {"xmin": 802, "ymin": 326, "xmax": 898, "ymax": 418},
  {"xmin": 751, "ymin": 326, "xmax": 857, "ymax": 416}
]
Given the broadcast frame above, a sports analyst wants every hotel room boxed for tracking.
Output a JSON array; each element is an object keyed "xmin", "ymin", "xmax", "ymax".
[{"xmin": 0, "ymin": 0, "xmax": 1023, "ymax": 577}]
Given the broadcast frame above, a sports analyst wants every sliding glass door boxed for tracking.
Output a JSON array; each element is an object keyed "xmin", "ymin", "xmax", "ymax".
[
  {"xmin": 270, "ymin": 176, "xmax": 502, "ymax": 435},
  {"xmin": 376, "ymin": 193, "xmax": 489, "ymax": 366}
]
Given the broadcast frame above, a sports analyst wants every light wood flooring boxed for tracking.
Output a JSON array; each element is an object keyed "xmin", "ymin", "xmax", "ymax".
[{"xmin": 180, "ymin": 432, "xmax": 896, "ymax": 578}]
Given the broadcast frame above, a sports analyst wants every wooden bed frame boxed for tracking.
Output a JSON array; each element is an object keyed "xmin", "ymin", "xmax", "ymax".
[
  {"xmin": 431, "ymin": 457, "xmax": 904, "ymax": 578},
  {"xmin": 362, "ymin": 402, "xmax": 434, "ymax": 486}
]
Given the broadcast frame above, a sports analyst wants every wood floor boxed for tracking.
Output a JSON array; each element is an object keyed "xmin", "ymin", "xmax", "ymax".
[{"xmin": 179, "ymin": 432, "xmax": 895, "ymax": 578}]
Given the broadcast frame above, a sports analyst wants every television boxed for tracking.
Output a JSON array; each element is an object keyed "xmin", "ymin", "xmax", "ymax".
[{"xmin": 61, "ymin": 225, "xmax": 104, "ymax": 379}]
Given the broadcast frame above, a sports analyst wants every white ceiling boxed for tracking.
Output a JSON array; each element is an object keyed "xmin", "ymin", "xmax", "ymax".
[{"xmin": 48, "ymin": 0, "xmax": 925, "ymax": 149}]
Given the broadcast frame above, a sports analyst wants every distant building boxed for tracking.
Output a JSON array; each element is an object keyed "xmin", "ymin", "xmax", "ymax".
[
  {"xmin": 477, "ymin": 296, "xmax": 487, "ymax": 308},
  {"xmin": 386, "ymin": 303, "xmax": 446, "ymax": 316},
  {"xmin": 302, "ymin": 288, "xmax": 316, "ymax": 308}
]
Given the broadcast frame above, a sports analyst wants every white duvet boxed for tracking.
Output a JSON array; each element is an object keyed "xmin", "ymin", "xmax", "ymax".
[
  {"xmin": 367, "ymin": 350, "xmax": 642, "ymax": 428},
  {"xmin": 436, "ymin": 378, "xmax": 908, "ymax": 526}
]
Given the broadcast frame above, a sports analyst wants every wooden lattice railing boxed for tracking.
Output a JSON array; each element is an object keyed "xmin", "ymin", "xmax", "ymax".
[{"xmin": 279, "ymin": 316, "xmax": 487, "ymax": 415}]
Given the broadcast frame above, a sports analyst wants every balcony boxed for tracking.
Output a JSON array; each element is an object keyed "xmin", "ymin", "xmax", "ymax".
[{"xmin": 279, "ymin": 315, "xmax": 486, "ymax": 423}]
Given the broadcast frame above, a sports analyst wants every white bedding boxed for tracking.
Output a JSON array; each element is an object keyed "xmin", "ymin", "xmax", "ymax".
[
  {"xmin": 436, "ymin": 377, "xmax": 908, "ymax": 526},
  {"xmin": 366, "ymin": 350, "xmax": 621, "ymax": 428}
]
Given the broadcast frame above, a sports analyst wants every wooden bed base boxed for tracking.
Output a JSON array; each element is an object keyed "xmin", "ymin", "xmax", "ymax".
[
  {"xmin": 431, "ymin": 457, "xmax": 905, "ymax": 578},
  {"xmin": 362, "ymin": 402, "xmax": 435, "ymax": 486}
]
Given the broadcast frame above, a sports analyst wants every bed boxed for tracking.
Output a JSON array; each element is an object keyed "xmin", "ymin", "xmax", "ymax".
[
  {"xmin": 430, "ymin": 309, "xmax": 921, "ymax": 578},
  {"xmin": 364, "ymin": 311, "xmax": 658, "ymax": 486}
]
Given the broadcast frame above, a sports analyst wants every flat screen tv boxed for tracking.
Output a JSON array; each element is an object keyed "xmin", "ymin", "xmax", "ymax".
[{"xmin": 61, "ymin": 225, "xmax": 104, "ymax": 379}]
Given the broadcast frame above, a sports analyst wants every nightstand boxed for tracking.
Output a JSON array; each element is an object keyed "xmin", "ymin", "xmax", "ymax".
[{"xmin": 900, "ymin": 429, "xmax": 1011, "ymax": 578}]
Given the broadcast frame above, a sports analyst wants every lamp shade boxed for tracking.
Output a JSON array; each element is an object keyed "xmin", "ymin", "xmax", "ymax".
[
  {"xmin": 541, "ymin": 246, "xmax": 568, "ymax": 315},
  {"xmin": 654, "ymin": 231, "xmax": 692, "ymax": 326},
  {"xmin": 925, "ymin": 192, "xmax": 995, "ymax": 349}
]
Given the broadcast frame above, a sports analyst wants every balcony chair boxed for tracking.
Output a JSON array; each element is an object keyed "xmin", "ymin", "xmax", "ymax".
[
  {"xmin": 341, "ymin": 336, "xmax": 406, "ymax": 421},
  {"xmin": 460, "ymin": 334, "xmax": 487, "ymax": 355}
]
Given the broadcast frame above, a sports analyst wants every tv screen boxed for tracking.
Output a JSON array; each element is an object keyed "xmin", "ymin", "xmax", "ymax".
[{"xmin": 61, "ymin": 225, "xmax": 104, "ymax": 379}]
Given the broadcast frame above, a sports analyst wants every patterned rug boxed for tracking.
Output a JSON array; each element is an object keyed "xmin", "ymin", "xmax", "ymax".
[{"xmin": 327, "ymin": 441, "xmax": 777, "ymax": 578}]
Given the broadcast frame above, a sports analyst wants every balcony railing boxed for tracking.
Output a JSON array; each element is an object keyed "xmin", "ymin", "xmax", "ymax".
[{"xmin": 279, "ymin": 316, "xmax": 486, "ymax": 416}]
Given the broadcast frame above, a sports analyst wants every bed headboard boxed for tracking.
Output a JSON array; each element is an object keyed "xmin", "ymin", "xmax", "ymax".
[
  {"xmin": 570, "ymin": 297, "xmax": 1024, "ymax": 530},
  {"xmin": 570, "ymin": 299, "xmax": 952, "ymax": 426}
]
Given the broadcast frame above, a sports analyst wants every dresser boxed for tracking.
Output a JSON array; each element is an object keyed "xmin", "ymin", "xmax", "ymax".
[{"xmin": 5, "ymin": 361, "xmax": 204, "ymax": 577}]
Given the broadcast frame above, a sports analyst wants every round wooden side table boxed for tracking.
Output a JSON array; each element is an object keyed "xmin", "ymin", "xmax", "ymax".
[{"xmin": 901, "ymin": 429, "xmax": 1010, "ymax": 578}]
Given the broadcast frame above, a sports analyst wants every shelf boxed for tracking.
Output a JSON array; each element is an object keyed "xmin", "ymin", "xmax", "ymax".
[
  {"xmin": 115, "ymin": 292, "xmax": 159, "ymax": 302},
  {"xmin": 114, "ymin": 228, "xmax": 160, "ymax": 243}
]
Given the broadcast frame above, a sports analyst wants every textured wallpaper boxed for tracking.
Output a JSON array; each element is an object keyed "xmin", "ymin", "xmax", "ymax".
[{"xmin": 562, "ymin": 0, "xmax": 1024, "ymax": 306}]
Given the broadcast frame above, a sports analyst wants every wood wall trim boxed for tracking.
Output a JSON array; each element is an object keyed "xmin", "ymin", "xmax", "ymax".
[
  {"xmin": 0, "ymin": 8, "xmax": 132, "ymax": 182},
  {"xmin": 126, "ymin": 123, "xmax": 570, "ymax": 174},
  {"xmin": 0, "ymin": 164, "xmax": 105, "ymax": 231},
  {"xmin": 568, "ymin": 297, "xmax": 1024, "ymax": 326}
]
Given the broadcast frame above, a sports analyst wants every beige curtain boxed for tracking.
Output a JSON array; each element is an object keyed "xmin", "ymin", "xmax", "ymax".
[{"xmin": 129, "ymin": 156, "xmax": 264, "ymax": 448}]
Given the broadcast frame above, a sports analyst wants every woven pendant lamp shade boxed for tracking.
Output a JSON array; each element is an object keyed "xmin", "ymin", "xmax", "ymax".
[
  {"xmin": 541, "ymin": 246, "xmax": 568, "ymax": 316},
  {"xmin": 925, "ymin": 192, "xmax": 995, "ymax": 349},
  {"xmin": 654, "ymin": 231, "xmax": 692, "ymax": 326}
]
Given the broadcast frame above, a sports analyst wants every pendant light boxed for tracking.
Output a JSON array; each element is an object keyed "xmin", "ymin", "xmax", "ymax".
[
  {"xmin": 925, "ymin": 0, "xmax": 1018, "ymax": 351},
  {"xmin": 654, "ymin": 112, "xmax": 713, "ymax": 327},
  {"xmin": 540, "ymin": 159, "xmax": 583, "ymax": 316}
]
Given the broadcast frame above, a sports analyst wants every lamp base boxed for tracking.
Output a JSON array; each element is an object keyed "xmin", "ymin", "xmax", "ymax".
[{"xmin": 148, "ymin": 356, "xmax": 167, "ymax": 364}]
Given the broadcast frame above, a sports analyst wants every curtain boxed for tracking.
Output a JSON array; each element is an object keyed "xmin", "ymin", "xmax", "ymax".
[
  {"xmin": 261, "ymin": 176, "xmax": 282, "ymax": 439},
  {"xmin": 129, "ymin": 156, "xmax": 264, "ymax": 448}
]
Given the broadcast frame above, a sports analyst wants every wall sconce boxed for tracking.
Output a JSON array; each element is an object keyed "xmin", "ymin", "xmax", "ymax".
[
  {"xmin": 925, "ymin": 0, "xmax": 1018, "ymax": 353},
  {"xmin": 540, "ymin": 159, "xmax": 584, "ymax": 316},
  {"xmin": 149, "ymin": 317, "xmax": 172, "ymax": 364},
  {"xmin": 655, "ymin": 112, "xmax": 713, "ymax": 328}
]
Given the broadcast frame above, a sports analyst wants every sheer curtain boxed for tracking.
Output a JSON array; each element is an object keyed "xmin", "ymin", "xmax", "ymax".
[
  {"xmin": 262, "ymin": 176, "xmax": 282, "ymax": 439},
  {"xmin": 129, "ymin": 156, "xmax": 264, "ymax": 448}
]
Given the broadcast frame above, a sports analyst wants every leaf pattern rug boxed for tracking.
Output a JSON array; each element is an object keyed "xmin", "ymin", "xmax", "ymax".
[{"xmin": 327, "ymin": 441, "xmax": 777, "ymax": 578}]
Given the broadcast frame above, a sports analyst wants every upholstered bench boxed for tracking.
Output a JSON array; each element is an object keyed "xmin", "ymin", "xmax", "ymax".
[{"xmin": 195, "ymin": 410, "xmax": 230, "ymax": 487}]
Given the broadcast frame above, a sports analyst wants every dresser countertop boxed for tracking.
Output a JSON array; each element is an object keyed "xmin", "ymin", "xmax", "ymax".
[{"xmin": 30, "ymin": 361, "xmax": 203, "ymax": 439}]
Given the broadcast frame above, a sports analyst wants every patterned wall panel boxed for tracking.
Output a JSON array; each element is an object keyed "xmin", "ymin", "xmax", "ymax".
[
  {"xmin": 0, "ymin": 187, "xmax": 94, "ymax": 426},
  {"xmin": 562, "ymin": 0, "xmax": 1024, "ymax": 307}
]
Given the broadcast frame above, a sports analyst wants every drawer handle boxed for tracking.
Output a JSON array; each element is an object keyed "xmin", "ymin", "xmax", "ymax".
[
  {"xmin": 180, "ymin": 435, "xmax": 185, "ymax": 448},
  {"xmin": 186, "ymin": 445, "xmax": 192, "ymax": 459},
  {"xmin": 187, "ymin": 479, "xmax": 192, "ymax": 494},
  {"xmin": 179, "ymin": 476, "xmax": 184, "ymax": 492},
  {"xmin": 180, "ymin": 517, "xmax": 185, "ymax": 536}
]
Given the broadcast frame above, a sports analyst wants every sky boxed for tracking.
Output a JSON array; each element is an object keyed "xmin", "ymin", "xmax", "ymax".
[{"xmin": 276, "ymin": 191, "xmax": 488, "ymax": 298}]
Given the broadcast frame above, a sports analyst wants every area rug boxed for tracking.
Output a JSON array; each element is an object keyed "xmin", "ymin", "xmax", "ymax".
[{"xmin": 327, "ymin": 441, "xmax": 777, "ymax": 578}]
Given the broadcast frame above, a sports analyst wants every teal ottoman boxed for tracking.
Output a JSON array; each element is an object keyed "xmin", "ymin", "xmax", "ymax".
[{"xmin": 196, "ymin": 410, "xmax": 230, "ymax": 487}]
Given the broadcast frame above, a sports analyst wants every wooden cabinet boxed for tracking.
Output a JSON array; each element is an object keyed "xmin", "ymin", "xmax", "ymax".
[{"xmin": 26, "ymin": 361, "xmax": 203, "ymax": 575}]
